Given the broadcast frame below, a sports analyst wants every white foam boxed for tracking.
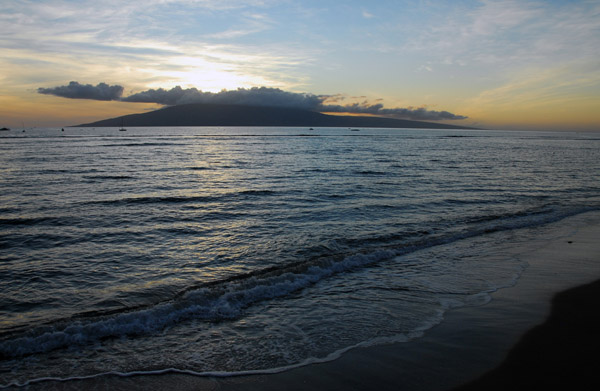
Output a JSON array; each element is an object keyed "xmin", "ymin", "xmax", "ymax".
[
  {"xmin": 0, "ymin": 249, "xmax": 398, "ymax": 359},
  {"xmin": 0, "ymin": 324, "xmax": 429, "ymax": 389}
]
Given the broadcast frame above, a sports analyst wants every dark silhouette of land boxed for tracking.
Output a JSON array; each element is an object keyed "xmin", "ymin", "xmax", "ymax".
[{"xmin": 75, "ymin": 104, "xmax": 474, "ymax": 129}]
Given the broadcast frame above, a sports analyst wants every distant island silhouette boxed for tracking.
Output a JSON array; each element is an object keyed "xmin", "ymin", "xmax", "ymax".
[{"xmin": 75, "ymin": 103, "xmax": 475, "ymax": 129}]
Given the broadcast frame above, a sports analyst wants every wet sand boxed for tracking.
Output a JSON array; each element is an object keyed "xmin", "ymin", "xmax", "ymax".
[{"xmin": 17, "ymin": 211, "xmax": 600, "ymax": 391}]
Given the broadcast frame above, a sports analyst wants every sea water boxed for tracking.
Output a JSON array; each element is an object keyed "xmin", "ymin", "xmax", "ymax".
[{"xmin": 0, "ymin": 127, "xmax": 599, "ymax": 387}]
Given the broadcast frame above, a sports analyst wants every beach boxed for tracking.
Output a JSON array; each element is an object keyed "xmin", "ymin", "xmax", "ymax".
[{"xmin": 16, "ymin": 210, "xmax": 600, "ymax": 391}]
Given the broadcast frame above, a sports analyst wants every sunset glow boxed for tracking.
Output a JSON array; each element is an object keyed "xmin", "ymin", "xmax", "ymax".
[{"xmin": 0, "ymin": 0, "xmax": 598, "ymax": 130}]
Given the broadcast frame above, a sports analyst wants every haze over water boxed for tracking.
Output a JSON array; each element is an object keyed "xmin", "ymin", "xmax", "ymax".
[{"xmin": 1, "ymin": 127, "xmax": 599, "ymax": 387}]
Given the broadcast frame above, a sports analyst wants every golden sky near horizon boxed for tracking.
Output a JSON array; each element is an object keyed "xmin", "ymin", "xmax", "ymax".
[{"xmin": 1, "ymin": 0, "xmax": 599, "ymax": 131}]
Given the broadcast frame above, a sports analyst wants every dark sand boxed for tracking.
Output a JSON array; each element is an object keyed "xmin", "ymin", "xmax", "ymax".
[
  {"xmin": 13, "ymin": 211, "xmax": 600, "ymax": 390},
  {"xmin": 453, "ymin": 279, "xmax": 600, "ymax": 390}
]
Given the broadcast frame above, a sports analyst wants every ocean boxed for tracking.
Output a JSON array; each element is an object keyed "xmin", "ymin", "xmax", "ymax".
[{"xmin": 1, "ymin": 127, "xmax": 599, "ymax": 387}]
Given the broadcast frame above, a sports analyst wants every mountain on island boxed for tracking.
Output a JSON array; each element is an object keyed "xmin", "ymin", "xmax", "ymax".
[{"xmin": 76, "ymin": 103, "xmax": 473, "ymax": 129}]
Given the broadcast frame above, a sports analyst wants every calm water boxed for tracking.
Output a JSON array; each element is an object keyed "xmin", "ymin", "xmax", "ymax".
[{"xmin": 1, "ymin": 127, "xmax": 599, "ymax": 386}]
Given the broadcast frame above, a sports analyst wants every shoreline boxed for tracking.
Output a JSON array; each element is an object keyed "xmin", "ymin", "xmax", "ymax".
[{"xmin": 11, "ymin": 211, "xmax": 600, "ymax": 390}]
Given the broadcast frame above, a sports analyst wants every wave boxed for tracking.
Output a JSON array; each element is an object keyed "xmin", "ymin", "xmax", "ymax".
[
  {"xmin": 87, "ymin": 190, "xmax": 279, "ymax": 206},
  {"xmin": 99, "ymin": 142, "xmax": 180, "ymax": 147},
  {"xmin": 353, "ymin": 170, "xmax": 388, "ymax": 176},
  {"xmin": 0, "ymin": 216, "xmax": 71, "ymax": 227},
  {"xmin": 1, "ymin": 205, "xmax": 594, "ymax": 361},
  {"xmin": 0, "ymin": 331, "xmax": 420, "ymax": 389},
  {"xmin": 237, "ymin": 189, "xmax": 278, "ymax": 196},
  {"xmin": 463, "ymin": 205, "xmax": 594, "ymax": 234},
  {"xmin": 0, "ymin": 248, "xmax": 396, "ymax": 359},
  {"xmin": 82, "ymin": 175, "xmax": 135, "ymax": 180}
]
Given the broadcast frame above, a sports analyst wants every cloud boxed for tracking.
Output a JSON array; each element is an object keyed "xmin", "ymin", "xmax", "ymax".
[
  {"xmin": 122, "ymin": 86, "xmax": 324, "ymax": 109},
  {"xmin": 409, "ymin": 0, "xmax": 600, "ymax": 68},
  {"xmin": 362, "ymin": 10, "xmax": 374, "ymax": 19},
  {"xmin": 37, "ymin": 81, "xmax": 124, "ymax": 101},
  {"xmin": 38, "ymin": 83, "xmax": 466, "ymax": 120},
  {"xmin": 321, "ymin": 102, "xmax": 467, "ymax": 121}
]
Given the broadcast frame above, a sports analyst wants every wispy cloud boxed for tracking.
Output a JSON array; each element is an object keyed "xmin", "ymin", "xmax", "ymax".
[
  {"xmin": 205, "ymin": 12, "xmax": 275, "ymax": 39},
  {"xmin": 409, "ymin": 0, "xmax": 600, "ymax": 68},
  {"xmin": 0, "ymin": 0, "xmax": 313, "ymax": 93},
  {"xmin": 468, "ymin": 61, "xmax": 600, "ymax": 109},
  {"xmin": 362, "ymin": 10, "xmax": 374, "ymax": 19}
]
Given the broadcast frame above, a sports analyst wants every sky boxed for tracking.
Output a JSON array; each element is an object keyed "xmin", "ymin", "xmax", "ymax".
[{"xmin": 1, "ymin": 0, "xmax": 599, "ymax": 131}]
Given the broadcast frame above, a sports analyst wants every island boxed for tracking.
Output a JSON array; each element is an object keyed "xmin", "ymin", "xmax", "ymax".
[{"xmin": 75, "ymin": 103, "xmax": 474, "ymax": 129}]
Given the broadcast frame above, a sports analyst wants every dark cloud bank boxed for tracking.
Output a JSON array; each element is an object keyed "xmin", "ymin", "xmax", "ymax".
[
  {"xmin": 38, "ymin": 82, "xmax": 467, "ymax": 121},
  {"xmin": 38, "ymin": 81, "xmax": 124, "ymax": 101}
]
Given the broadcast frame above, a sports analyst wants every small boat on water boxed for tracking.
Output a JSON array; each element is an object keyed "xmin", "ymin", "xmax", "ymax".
[
  {"xmin": 118, "ymin": 119, "xmax": 126, "ymax": 132},
  {"xmin": 0, "ymin": 127, "xmax": 9, "ymax": 131}
]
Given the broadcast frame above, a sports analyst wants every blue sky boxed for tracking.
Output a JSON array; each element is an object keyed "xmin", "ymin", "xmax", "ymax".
[{"xmin": 1, "ymin": 0, "xmax": 599, "ymax": 130}]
